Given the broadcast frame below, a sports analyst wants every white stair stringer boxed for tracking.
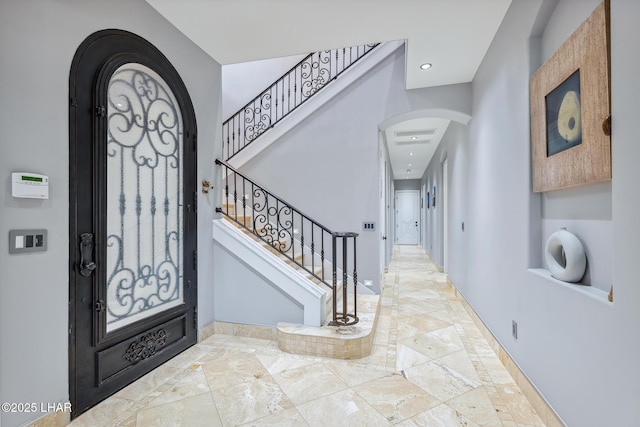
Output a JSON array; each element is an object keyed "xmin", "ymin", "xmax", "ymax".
[
  {"xmin": 227, "ymin": 40, "xmax": 404, "ymax": 169},
  {"xmin": 212, "ymin": 218, "xmax": 327, "ymax": 327}
]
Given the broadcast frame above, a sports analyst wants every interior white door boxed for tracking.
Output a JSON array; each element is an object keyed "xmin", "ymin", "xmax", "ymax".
[{"xmin": 396, "ymin": 190, "xmax": 420, "ymax": 245}]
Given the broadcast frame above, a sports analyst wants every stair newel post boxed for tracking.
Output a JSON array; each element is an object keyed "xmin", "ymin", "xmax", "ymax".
[
  {"xmin": 353, "ymin": 234, "xmax": 358, "ymax": 322},
  {"xmin": 223, "ymin": 164, "xmax": 229, "ymax": 214},
  {"xmin": 332, "ymin": 233, "xmax": 338, "ymax": 325},
  {"xmin": 329, "ymin": 231, "xmax": 359, "ymax": 326},
  {"xmin": 342, "ymin": 235, "xmax": 348, "ymax": 325}
]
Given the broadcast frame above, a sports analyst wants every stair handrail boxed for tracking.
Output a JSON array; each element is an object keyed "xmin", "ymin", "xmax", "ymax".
[
  {"xmin": 216, "ymin": 158, "xmax": 359, "ymax": 326},
  {"xmin": 222, "ymin": 43, "xmax": 380, "ymax": 161}
]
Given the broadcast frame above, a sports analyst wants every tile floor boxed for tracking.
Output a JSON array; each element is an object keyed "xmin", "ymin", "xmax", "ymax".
[{"xmin": 68, "ymin": 245, "xmax": 545, "ymax": 426}]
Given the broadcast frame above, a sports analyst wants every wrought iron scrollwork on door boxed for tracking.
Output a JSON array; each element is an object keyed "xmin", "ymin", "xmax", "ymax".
[{"xmin": 105, "ymin": 63, "xmax": 184, "ymax": 332}]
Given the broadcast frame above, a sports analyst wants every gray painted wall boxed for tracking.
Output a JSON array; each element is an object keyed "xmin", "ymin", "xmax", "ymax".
[
  {"xmin": 536, "ymin": 0, "xmax": 612, "ymax": 291},
  {"xmin": 0, "ymin": 1, "xmax": 221, "ymax": 426},
  {"xmin": 222, "ymin": 53, "xmax": 307, "ymax": 119},
  {"xmin": 213, "ymin": 242, "xmax": 303, "ymax": 327},
  {"xmin": 422, "ymin": 121, "xmax": 469, "ymax": 279},
  {"xmin": 427, "ymin": 0, "xmax": 638, "ymax": 425},
  {"xmin": 238, "ymin": 47, "xmax": 472, "ymax": 293}
]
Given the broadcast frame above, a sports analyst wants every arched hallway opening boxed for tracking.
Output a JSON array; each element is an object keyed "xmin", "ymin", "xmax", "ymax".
[{"xmin": 68, "ymin": 246, "xmax": 543, "ymax": 426}]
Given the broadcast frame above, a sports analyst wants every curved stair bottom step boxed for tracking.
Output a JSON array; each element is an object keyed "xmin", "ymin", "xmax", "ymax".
[{"xmin": 276, "ymin": 294, "xmax": 380, "ymax": 359}]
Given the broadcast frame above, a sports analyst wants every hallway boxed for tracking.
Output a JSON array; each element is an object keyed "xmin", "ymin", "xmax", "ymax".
[{"xmin": 66, "ymin": 246, "xmax": 544, "ymax": 426}]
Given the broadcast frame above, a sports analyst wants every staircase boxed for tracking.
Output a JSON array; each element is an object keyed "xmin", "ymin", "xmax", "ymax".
[
  {"xmin": 221, "ymin": 41, "xmax": 405, "ymax": 170},
  {"xmin": 218, "ymin": 202, "xmax": 343, "ymax": 325},
  {"xmin": 223, "ymin": 43, "xmax": 380, "ymax": 161},
  {"xmin": 214, "ymin": 213, "xmax": 380, "ymax": 359},
  {"xmin": 213, "ymin": 42, "xmax": 392, "ymax": 357},
  {"xmin": 216, "ymin": 159, "xmax": 360, "ymax": 326}
]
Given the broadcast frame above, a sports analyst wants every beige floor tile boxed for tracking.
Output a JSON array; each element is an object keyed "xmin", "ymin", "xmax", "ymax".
[
  {"xmin": 211, "ymin": 377, "xmax": 293, "ymax": 426},
  {"xmin": 136, "ymin": 393, "xmax": 222, "ymax": 427},
  {"xmin": 395, "ymin": 342, "xmax": 431, "ymax": 371},
  {"xmin": 394, "ymin": 403, "xmax": 480, "ymax": 427},
  {"xmin": 396, "ymin": 313, "xmax": 453, "ymax": 339},
  {"xmin": 64, "ymin": 245, "xmax": 547, "ymax": 427},
  {"xmin": 434, "ymin": 349, "xmax": 483, "ymax": 385},
  {"xmin": 400, "ymin": 325, "xmax": 465, "ymax": 359},
  {"xmin": 200, "ymin": 349, "xmax": 268, "ymax": 391},
  {"xmin": 296, "ymin": 389, "xmax": 391, "ymax": 427},
  {"xmin": 404, "ymin": 356, "xmax": 481, "ymax": 402},
  {"xmin": 357, "ymin": 343, "xmax": 388, "ymax": 367},
  {"xmin": 164, "ymin": 344, "xmax": 212, "ymax": 369},
  {"xmin": 146, "ymin": 364, "xmax": 210, "ymax": 408},
  {"xmin": 272, "ymin": 363, "xmax": 347, "ymax": 406},
  {"xmin": 68, "ymin": 397, "xmax": 134, "ymax": 427},
  {"xmin": 446, "ymin": 386, "xmax": 502, "ymax": 426},
  {"xmin": 495, "ymin": 383, "xmax": 545, "ymax": 426},
  {"xmin": 238, "ymin": 407, "xmax": 309, "ymax": 426},
  {"xmin": 255, "ymin": 352, "xmax": 318, "ymax": 375},
  {"xmin": 323, "ymin": 360, "xmax": 391, "ymax": 387},
  {"xmin": 352, "ymin": 373, "xmax": 440, "ymax": 423}
]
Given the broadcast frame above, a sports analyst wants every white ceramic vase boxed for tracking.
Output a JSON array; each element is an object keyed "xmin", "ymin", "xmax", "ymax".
[{"xmin": 545, "ymin": 229, "xmax": 586, "ymax": 283}]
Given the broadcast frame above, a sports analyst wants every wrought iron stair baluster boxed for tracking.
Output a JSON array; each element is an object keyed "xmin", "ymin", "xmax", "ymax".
[
  {"xmin": 221, "ymin": 43, "xmax": 379, "ymax": 160},
  {"xmin": 215, "ymin": 159, "xmax": 359, "ymax": 326}
]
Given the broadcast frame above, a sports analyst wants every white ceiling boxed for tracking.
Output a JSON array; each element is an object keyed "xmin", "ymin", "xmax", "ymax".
[
  {"xmin": 384, "ymin": 118, "xmax": 451, "ymax": 180},
  {"xmin": 146, "ymin": 0, "xmax": 512, "ymax": 179}
]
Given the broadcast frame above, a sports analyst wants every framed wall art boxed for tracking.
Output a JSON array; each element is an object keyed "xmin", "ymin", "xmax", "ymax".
[
  {"xmin": 530, "ymin": 0, "xmax": 611, "ymax": 193},
  {"xmin": 432, "ymin": 186, "xmax": 436, "ymax": 209}
]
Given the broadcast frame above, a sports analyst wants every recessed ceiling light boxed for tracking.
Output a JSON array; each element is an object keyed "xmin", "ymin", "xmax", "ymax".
[
  {"xmin": 408, "ymin": 163, "xmax": 411, "ymax": 167},
  {"xmin": 411, "ymin": 136, "xmax": 418, "ymax": 140},
  {"xmin": 420, "ymin": 63, "xmax": 432, "ymax": 70},
  {"xmin": 410, "ymin": 152, "xmax": 414, "ymax": 156}
]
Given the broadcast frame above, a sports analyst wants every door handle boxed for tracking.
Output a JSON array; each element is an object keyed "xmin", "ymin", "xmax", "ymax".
[{"xmin": 79, "ymin": 233, "xmax": 97, "ymax": 277}]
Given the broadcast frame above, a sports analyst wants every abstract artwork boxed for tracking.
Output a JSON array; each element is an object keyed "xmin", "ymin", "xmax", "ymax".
[{"xmin": 530, "ymin": 1, "xmax": 610, "ymax": 193}]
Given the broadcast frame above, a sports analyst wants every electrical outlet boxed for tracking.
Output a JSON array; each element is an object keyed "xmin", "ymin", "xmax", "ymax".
[{"xmin": 512, "ymin": 320, "xmax": 518, "ymax": 339}]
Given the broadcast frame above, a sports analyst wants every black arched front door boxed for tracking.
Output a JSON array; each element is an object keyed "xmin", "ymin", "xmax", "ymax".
[{"xmin": 69, "ymin": 30, "xmax": 198, "ymax": 418}]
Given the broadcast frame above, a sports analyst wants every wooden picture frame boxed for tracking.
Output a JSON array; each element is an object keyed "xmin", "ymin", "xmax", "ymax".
[{"xmin": 530, "ymin": 1, "xmax": 611, "ymax": 193}]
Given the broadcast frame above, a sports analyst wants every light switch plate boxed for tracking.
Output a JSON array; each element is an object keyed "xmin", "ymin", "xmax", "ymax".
[{"xmin": 9, "ymin": 229, "xmax": 47, "ymax": 254}]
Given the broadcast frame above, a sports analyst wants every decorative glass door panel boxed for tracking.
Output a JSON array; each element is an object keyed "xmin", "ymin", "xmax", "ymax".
[{"xmin": 105, "ymin": 63, "xmax": 184, "ymax": 332}]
